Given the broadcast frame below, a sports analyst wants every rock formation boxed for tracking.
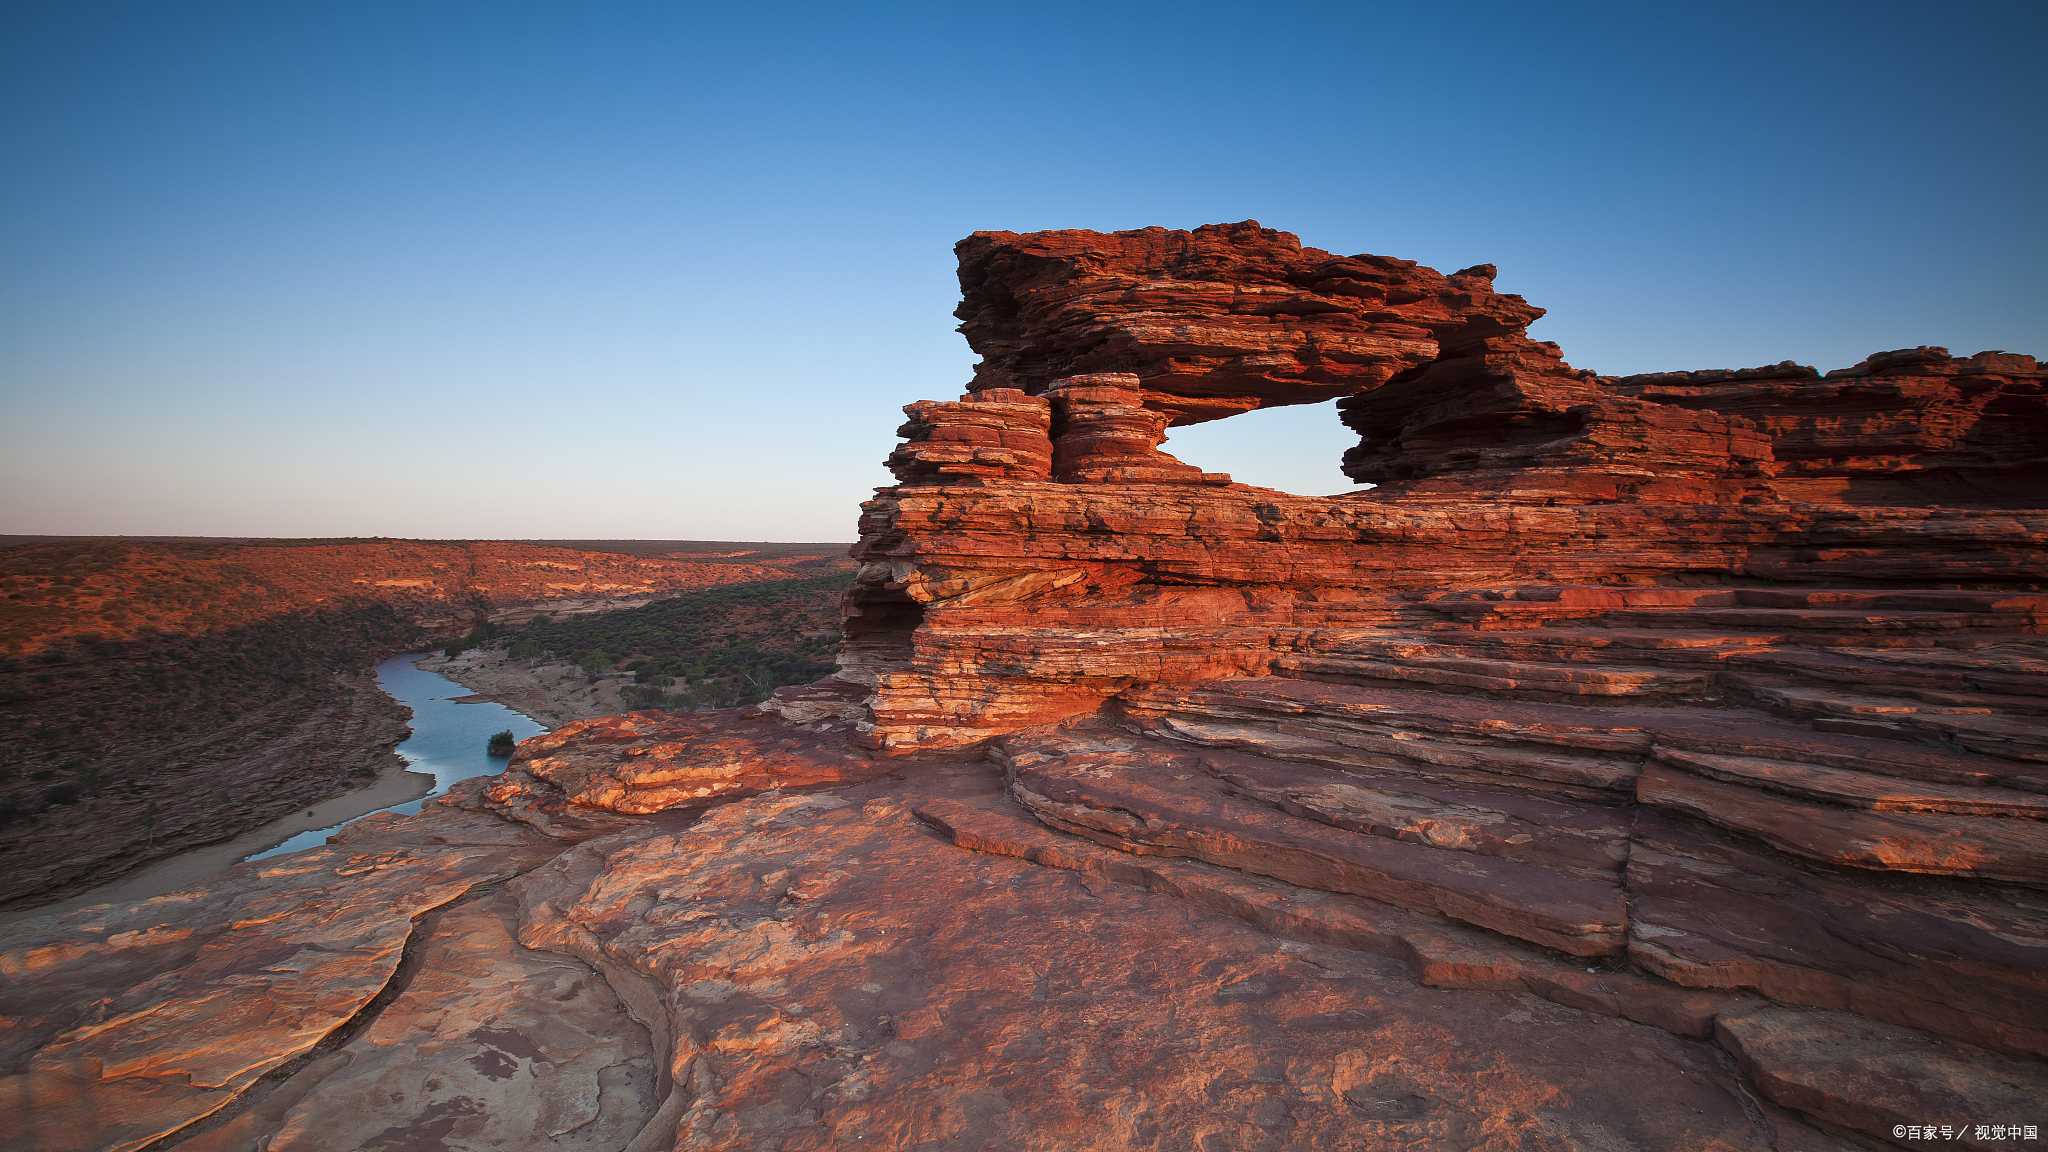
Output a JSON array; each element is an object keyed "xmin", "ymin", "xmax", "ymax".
[
  {"xmin": 4, "ymin": 224, "xmax": 2045, "ymax": 1151},
  {"xmin": 953, "ymin": 222, "xmax": 1538, "ymax": 424}
]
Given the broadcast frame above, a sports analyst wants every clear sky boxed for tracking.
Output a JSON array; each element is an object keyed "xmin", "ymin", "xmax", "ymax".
[{"xmin": 3, "ymin": 1, "xmax": 2042, "ymax": 541}]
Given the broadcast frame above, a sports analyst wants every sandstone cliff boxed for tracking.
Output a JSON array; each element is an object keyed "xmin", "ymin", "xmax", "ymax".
[{"xmin": 3, "ymin": 226, "xmax": 2044, "ymax": 1152}]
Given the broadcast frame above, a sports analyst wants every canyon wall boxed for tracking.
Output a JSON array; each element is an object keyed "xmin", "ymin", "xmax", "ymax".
[{"xmin": 0, "ymin": 539, "xmax": 854, "ymax": 913}]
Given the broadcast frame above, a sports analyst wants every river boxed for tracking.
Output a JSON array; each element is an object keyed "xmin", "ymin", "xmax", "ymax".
[{"xmin": 247, "ymin": 653, "xmax": 549, "ymax": 859}]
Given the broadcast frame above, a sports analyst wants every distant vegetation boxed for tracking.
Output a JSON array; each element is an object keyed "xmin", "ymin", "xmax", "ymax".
[
  {"xmin": 444, "ymin": 622, "xmax": 503, "ymax": 659},
  {"xmin": 0, "ymin": 535, "xmax": 850, "ymax": 655},
  {"xmin": 500, "ymin": 574, "xmax": 847, "ymax": 711},
  {"xmin": 486, "ymin": 729, "xmax": 516, "ymax": 757}
]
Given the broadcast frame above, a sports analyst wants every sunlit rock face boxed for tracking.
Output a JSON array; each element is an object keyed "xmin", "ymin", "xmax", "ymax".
[
  {"xmin": 3, "ymin": 225, "xmax": 2043, "ymax": 1152},
  {"xmin": 953, "ymin": 221, "xmax": 1541, "ymax": 425},
  {"xmin": 852, "ymin": 224, "xmax": 2045, "ymax": 755}
]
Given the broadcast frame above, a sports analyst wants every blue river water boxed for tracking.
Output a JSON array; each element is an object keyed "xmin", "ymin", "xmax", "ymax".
[{"xmin": 246, "ymin": 653, "xmax": 549, "ymax": 861}]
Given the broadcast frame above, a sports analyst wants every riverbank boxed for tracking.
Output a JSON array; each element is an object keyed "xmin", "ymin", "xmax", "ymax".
[
  {"xmin": 0, "ymin": 665, "xmax": 416, "ymax": 914},
  {"xmin": 416, "ymin": 647, "xmax": 639, "ymax": 727},
  {"xmin": 0, "ymin": 654, "xmax": 547, "ymax": 927},
  {"xmin": 246, "ymin": 656, "xmax": 546, "ymax": 861},
  {"xmin": 0, "ymin": 755, "xmax": 433, "ymax": 926}
]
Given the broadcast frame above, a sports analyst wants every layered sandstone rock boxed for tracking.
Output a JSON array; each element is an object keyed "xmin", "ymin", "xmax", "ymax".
[
  {"xmin": 3, "ymin": 224, "xmax": 2043, "ymax": 1152},
  {"xmin": 830, "ymin": 222, "xmax": 2048, "ymax": 1145},
  {"xmin": 844, "ymin": 483, "xmax": 2046, "ymax": 754},
  {"xmin": 1610, "ymin": 348, "xmax": 2048, "ymax": 507},
  {"xmin": 162, "ymin": 888, "xmax": 655, "ymax": 1152},
  {"xmin": 0, "ymin": 807, "xmax": 568, "ymax": 1152},
  {"xmin": 955, "ymin": 222, "xmax": 1538, "ymax": 423},
  {"xmin": 510, "ymin": 773, "xmax": 1849, "ymax": 1150},
  {"xmin": 886, "ymin": 387, "xmax": 1052, "ymax": 484},
  {"xmin": 484, "ymin": 707, "xmax": 883, "ymax": 815},
  {"xmin": 1337, "ymin": 334, "xmax": 1780, "ymax": 503}
]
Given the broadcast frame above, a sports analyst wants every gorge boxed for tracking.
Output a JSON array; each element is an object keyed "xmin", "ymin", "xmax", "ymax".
[
  {"xmin": 3, "ymin": 222, "xmax": 2044, "ymax": 1152},
  {"xmin": 0, "ymin": 539, "xmax": 850, "ymax": 911}
]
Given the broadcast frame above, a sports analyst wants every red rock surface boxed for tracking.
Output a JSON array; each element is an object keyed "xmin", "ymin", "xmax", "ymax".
[
  {"xmin": 168, "ymin": 888, "xmax": 656, "ymax": 1152},
  {"xmin": 3, "ymin": 224, "xmax": 2043, "ymax": 1150},
  {"xmin": 454, "ymin": 703, "xmax": 887, "ymax": 825},
  {"xmin": 515, "ymin": 772, "xmax": 1844, "ymax": 1150},
  {"xmin": 1610, "ymin": 348, "xmax": 2048, "ymax": 507},
  {"xmin": 0, "ymin": 806, "xmax": 565, "ymax": 1152},
  {"xmin": 1336, "ymin": 333, "xmax": 1780, "ymax": 503},
  {"xmin": 832, "ymin": 222, "xmax": 2048, "ymax": 1144},
  {"xmin": 954, "ymin": 222, "xmax": 1538, "ymax": 424},
  {"xmin": 887, "ymin": 387, "xmax": 1053, "ymax": 485}
]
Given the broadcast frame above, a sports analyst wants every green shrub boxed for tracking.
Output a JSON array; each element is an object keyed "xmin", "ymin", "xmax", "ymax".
[
  {"xmin": 486, "ymin": 730, "xmax": 516, "ymax": 757},
  {"xmin": 621, "ymin": 684, "xmax": 676, "ymax": 711},
  {"xmin": 441, "ymin": 623, "xmax": 503, "ymax": 660},
  {"xmin": 498, "ymin": 574, "xmax": 847, "ymax": 712}
]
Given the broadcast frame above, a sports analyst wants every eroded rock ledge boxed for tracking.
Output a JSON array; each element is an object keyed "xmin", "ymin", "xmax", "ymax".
[{"xmin": 3, "ymin": 224, "xmax": 2043, "ymax": 1151}]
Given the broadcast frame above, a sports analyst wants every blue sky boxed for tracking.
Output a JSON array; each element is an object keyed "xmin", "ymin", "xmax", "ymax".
[{"xmin": 3, "ymin": 1, "xmax": 2042, "ymax": 540}]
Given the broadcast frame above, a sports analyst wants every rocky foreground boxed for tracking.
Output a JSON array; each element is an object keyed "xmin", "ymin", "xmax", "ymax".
[
  {"xmin": 4, "ymin": 699, "xmax": 2042, "ymax": 1151},
  {"xmin": 3, "ymin": 223, "xmax": 2045, "ymax": 1150}
]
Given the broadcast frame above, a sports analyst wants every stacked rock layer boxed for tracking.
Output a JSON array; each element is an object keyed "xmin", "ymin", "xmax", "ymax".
[
  {"xmin": 3, "ymin": 224, "xmax": 2043, "ymax": 1152},
  {"xmin": 838, "ymin": 223, "xmax": 2048, "ymax": 1145}
]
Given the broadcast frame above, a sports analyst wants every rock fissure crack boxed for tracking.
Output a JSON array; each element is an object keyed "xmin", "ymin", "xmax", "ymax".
[{"xmin": 129, "ymin": 900, "xmax": 454, "ymax": 1152}]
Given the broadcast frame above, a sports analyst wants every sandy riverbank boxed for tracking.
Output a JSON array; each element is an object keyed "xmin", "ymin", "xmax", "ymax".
[
  {"xmin": 416, "ymin": 648, "xmax": 640, "ymax": 727},
  {"xmin": 0, "ymin": 757, "xmax": 434, "ymax": 927}
]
